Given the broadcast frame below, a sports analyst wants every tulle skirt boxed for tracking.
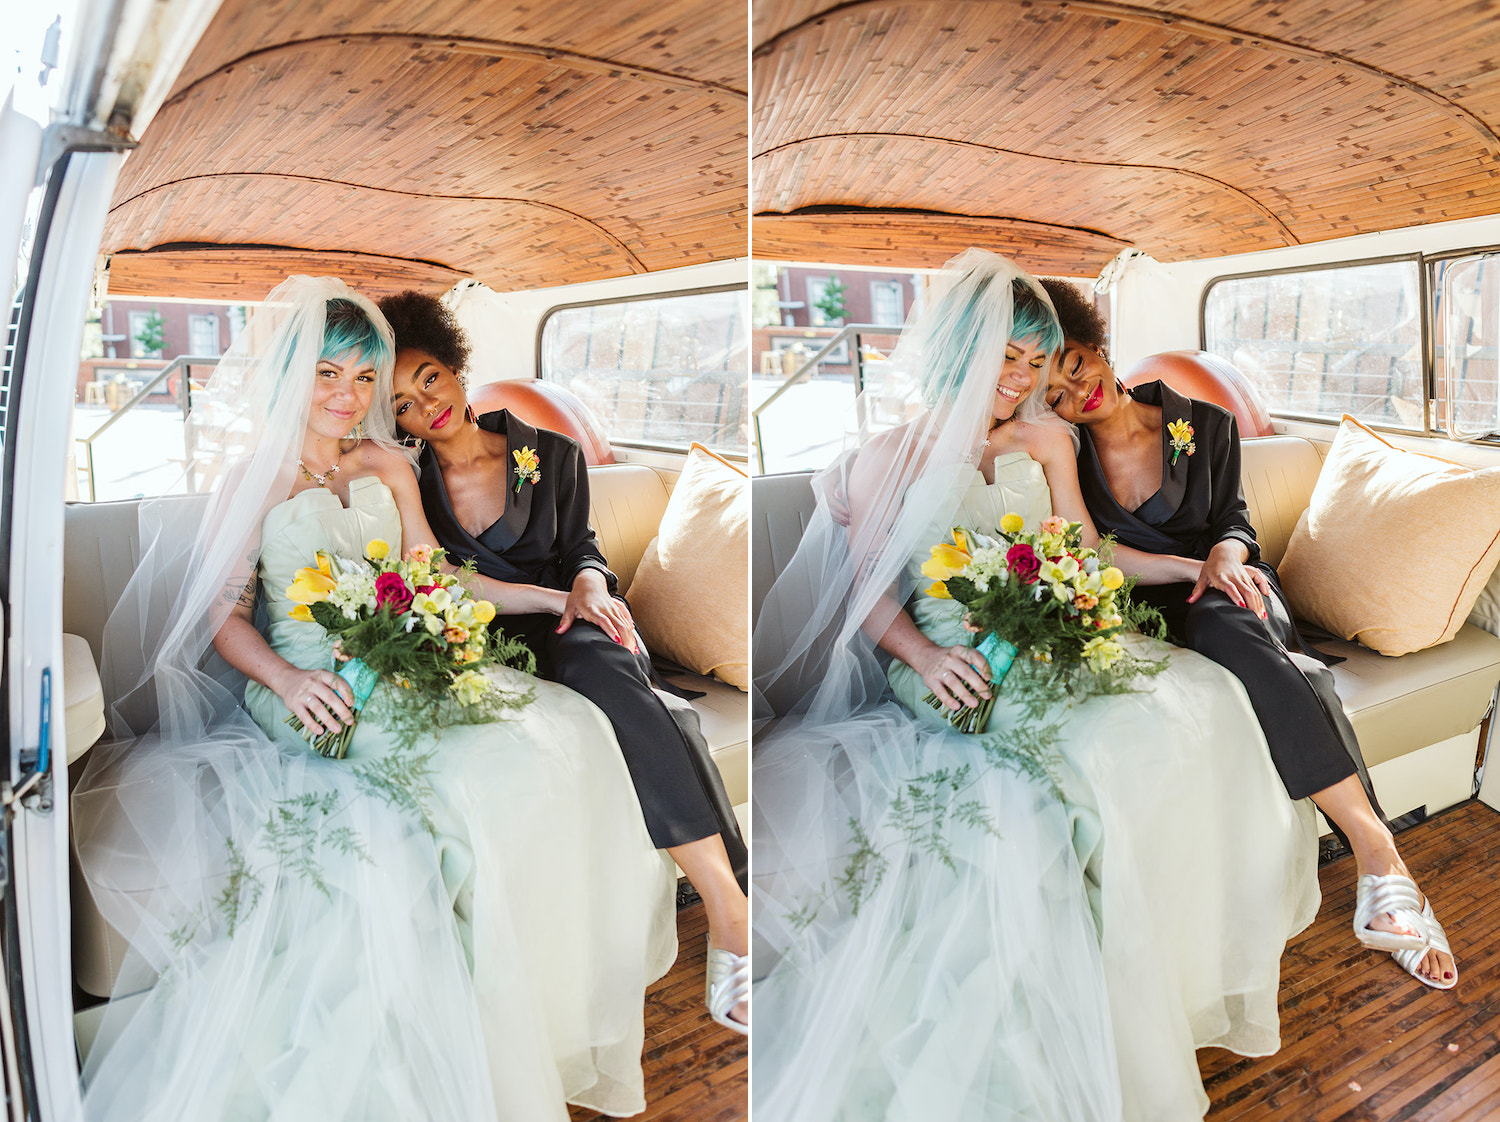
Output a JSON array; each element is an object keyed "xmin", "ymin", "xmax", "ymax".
[
  {"xmin": 74, "ymin": 671, "xmax": 678, "ymax": 1122},
  {"xmin": 73, "ymin": 707, "xmax": 500, "ymax": 1121},
  {"xmin": 753, "ymin": 632, "xmax": 1320, "ymax": 1121},
  {"xmin": 752, "ymin": 702, "xmax": 1123, "ymax": 1122}
]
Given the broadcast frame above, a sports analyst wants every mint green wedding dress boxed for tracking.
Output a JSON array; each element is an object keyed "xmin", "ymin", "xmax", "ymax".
[
  {"xmin": 246, "ymin": 476, "xmax": 678, "ymax": 1120},
  {"xmin": 754, "ymin": 452, "xmax": 1318, "ymax": 1122},
  {"xmin": 887, "ymin": 453, "xmax": 1320, "ymax": 1120}
]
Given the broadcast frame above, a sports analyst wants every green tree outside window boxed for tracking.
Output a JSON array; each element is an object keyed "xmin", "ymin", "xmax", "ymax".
[
  {"xmin": 814, "ymin": 277, "xmax": 848, "ymax": 325},
  {"xmin": 135, "ymin": 309, "xmax": 165, "ymax": 358}
]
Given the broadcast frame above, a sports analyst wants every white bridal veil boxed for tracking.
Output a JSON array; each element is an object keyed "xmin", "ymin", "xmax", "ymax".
[
  {"xmin": 72, "ymin": 278, "xmax": 498, "ymax": 1121},
  {"xmin": 754, "ymin": 249, "xmax": 1055, "ymax": 724},
  {"xmin": 100, "ymin": 276, "xmax": 411, "ymax": 738},
  {"xmin": 751, "ymin": 251, "xmax": 1123, "ymax": 1120}
]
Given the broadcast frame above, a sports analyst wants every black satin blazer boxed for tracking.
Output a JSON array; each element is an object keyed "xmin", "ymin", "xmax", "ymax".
[
  {"xmin": 417, "ymin": 410, "xmax": 618, "ymax": 594},
  {"xmin": 1077, "ymin": 380, "xmax": 1260, "ymax": 563}
]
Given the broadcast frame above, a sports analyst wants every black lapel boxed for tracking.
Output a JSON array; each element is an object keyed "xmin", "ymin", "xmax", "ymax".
[
  {"xmin": 417, "ymin": 440, "xmax": 516, "ymax": 577},
  {"xmin": 1133, "ymin": 380, "xmax": 1190, "ymax": 523},
  {"xmin": 1077, "ymin": 410, "xmax": 1183, "ymax": 555},
  {"xmin": 481, "ymin": 410, "xmax": 538, "ymax": 555}
]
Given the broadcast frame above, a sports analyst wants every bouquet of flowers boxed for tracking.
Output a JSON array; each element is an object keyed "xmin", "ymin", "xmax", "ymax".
[
  {"xmin": 283, "ymin": 539, "xmax": 536, "ymax": 757},
  {"xmin": 920, "ymin": 514, "xmax": 1166, "ymax": 731}
]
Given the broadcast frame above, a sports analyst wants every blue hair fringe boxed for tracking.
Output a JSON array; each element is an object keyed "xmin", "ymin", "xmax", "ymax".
[{"xmin": 321, "ymin": 298, "xmax": 390, "ymax": 369}]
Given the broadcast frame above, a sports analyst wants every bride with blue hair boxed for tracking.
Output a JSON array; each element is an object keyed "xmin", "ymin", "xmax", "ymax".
[
  {"xmin": 73, "ymin": 277, "xmax": 675, "ymax": 1121},
  {"xmin": 752, "ymin": 250, "xmax": 1319, "ymax": 1120}
]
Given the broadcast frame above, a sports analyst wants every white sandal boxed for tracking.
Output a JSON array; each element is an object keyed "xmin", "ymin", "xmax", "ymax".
[
  {"xmin": 706, "ymin": 936, "xmax": 749, "ymax": 1035},
  {"xmin": 1353, "ymin": 873, "xmax": 1429, "ymax": 952},
  {"xmin": 1392, "ymin": 897, "xmax": 1458, "ymax": 990}
]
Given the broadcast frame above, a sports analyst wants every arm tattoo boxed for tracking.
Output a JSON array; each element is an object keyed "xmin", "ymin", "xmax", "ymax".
[{"xmin": 230, "ymin": 574, "xmax": 257, "ymax": 609}]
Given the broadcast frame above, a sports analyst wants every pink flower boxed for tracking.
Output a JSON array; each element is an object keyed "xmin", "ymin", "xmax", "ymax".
[
  {"xmin": 1040, "ymin": 515, "xmax": 1068, "ymax": 535},
  {"xmin": 375, "ymin": 572, "xmax": 414, "ymax": 613},
  {"xmin": 405, "ymin": 544, "xmax": 434, "ymax": 565},
  {"xmin": 1006, "ymin": 543, "xmax": 1041, "ymax": 584}
]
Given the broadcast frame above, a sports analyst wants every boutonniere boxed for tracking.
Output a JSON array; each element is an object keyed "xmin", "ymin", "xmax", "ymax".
[
  {"xmin": 1167, "ymin": 419, "xmax": 1196, "ymax": 465},
  {"xmin": 512, "ymin": 446, "xmax": 541, "ymax": 493}
]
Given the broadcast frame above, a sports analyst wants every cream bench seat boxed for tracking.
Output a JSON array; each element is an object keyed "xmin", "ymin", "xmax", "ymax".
[
  {"xmin": 1239, "ymin": 436, "xmax": 1500, "ymax": 819},
  {"xmin": 63, "ymin": 462, "xmax": 748, "ymax": 1000},
  {"xmin": 751, "ymin": 438, "xmax": 1500, "ymax": 823}
]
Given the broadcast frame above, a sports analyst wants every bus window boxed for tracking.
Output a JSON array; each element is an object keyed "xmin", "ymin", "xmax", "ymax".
[
  {"xmin": 1202, "ymin": 259, "xmax": 1424, "ymax": 431},
  {"xmin": 1434, "ymin": 252, "xmax": 1500, "ymax": 442},
  {"xmin": 539, "ymin": 286, "xmax": 749, "ymax": 455}
]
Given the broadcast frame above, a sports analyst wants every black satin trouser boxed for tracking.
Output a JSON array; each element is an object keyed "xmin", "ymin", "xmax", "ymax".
[
  {"xmin": 1133, "ymin": 564, "xmax": 1385, "ymax": 824},
  {"xmin": 504, "ymin": 612, "xmax": 749, "ymax": 892}
]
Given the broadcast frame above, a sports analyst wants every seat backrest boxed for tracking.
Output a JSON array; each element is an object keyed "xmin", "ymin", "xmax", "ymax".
[
  {"xmin": 64, "ymin": 499, "xmax": 160, "ymax": 666},
  {"xmin": 1237, "ymin": 436, "xmax": 1324, "ymax": 567},
  {"xmin": 585, "ymin": 464, "xmax": 669, "ymax": 590},
  {"xmin": 751, "ymin": 471, "xmax": 818, "ymax": 630}
]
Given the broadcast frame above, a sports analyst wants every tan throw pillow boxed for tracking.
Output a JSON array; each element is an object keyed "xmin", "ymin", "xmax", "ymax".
[
  {"xmin": 627, "ymin": 443, "xmax": 749, "ymax": 690},
  {"xmin": 1279, "ymin": 417, "xmax": 1500, "ymax": 656}
]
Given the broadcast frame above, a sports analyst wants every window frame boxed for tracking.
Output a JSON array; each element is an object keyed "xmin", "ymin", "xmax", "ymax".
[
  {"xmin": 1425, "ymin": 244, "xmax": 1500, "ymax": 444},
  {"xmin": 1198, "ymin": 251, "xmax": 1436, "ymax": 439},
  {"xmin": 188, "ymin": 312, "xmax": 220, "ymax": 357},
  {"xmin": 869, "ymin": 279, "xmax": 903, "ymax": 328},
  {"xmin": 535, "ymin": 281, "xmax": 750, "ymax": 459},
  {"xmin": 127, "ymin": 308, "xmax": 164, "ymax": 360}
]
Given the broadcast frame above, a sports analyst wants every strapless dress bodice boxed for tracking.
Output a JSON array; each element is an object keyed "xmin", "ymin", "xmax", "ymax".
[
  {"xmin": 901, "ymin": 451, "xmax": 1053, "ymax": 580},
  {"xmin": 258, "ymin": 475, "xmax": 401, "ymax": 648}
]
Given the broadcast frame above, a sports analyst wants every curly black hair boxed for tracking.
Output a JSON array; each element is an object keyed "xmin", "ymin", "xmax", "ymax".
[
  {"xmin": 1039, "ymin": 278, "xmax": 1109, "ymax": 358},
  {"xmin": 377, "ymin": 290, "xmax": 472, "ymax": 378}
]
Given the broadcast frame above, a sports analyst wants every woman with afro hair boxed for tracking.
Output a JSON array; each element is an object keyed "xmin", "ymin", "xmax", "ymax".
[
  {"xmin": 377, "ymin": 289, "xmax": 750, "ymax": 1032},
  {"xmin": 1037, "ymin": 278, "xmax": 1456, "ymax": 991}
]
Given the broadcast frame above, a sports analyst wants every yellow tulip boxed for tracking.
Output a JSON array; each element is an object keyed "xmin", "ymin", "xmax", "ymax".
[
  {"xmin": 999, "ymin": 513, "xmax": 1025, "ymax": 535},
  {"xmin": 315, "ymin": 551, "xmax": 333, "ymax": 578},
  {"xmin": 926, "ymin": 581, "xmax": 952, "ymax": 599},
  {"xmin": 285, "ymin": 567, "xmax": 337, "ymax": 604},
  {"xmin": 921, "ymin": 543, "xmax": 971, "ymax": 581},
  {"xmin": 473, "ymin": 600, "xmax": 497, "ymax": 624},
  {"xmin": 1100, "ymin": 567, "xmax": 1125, "ymax": 591},
  {"xmin": 288, "ymin": 604, "xmax": 314, "ymax": 622},
  {"xmin": 366, "ymin": 538, "xmax": 390, "ymax": 561}
]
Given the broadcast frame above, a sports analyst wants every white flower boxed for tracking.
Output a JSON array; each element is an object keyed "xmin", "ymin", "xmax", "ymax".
[
  {"xmin": 328, "ymin": 573, "xmax": 377, "ymax": 620},
  {"xmin": 449, "ymin": 669, "xmax": 489, "ymax": 707}
]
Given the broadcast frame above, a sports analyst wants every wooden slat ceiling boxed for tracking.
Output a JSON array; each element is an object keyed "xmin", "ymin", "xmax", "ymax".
[
  {"xmin": 104, "ymin": 0, "xmax": 747, "ymax": 300},
  {"xmin": 752, "ymin": 0, "xmax": 1500, "ymax": 276}
]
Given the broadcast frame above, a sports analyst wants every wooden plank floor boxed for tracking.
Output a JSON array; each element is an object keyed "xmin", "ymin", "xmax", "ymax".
[
  {"xmin": 1200, "ymin": 799, "xmax": 1500, "ymax": 1121},
  {"xmin": 569, "ymin": 901, "xmax": 747, "ymax": 1122}
]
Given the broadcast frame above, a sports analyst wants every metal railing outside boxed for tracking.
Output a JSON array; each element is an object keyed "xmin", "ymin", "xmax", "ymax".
[
  {"xmin": 76, "ymin": 354, "xmax": 219, "ymax": 501},
  {"xmin": 751, "ymin": 324, "xmax": 903, "ymax": 473}
]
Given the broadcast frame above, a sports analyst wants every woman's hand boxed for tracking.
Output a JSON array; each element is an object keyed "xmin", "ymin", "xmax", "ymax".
[
  {"xmin": 916, "ymin": 643, "xmax": 992, "ymax": 711},
  {"xmin": 275, "ymin": 666, "xmax": 356, "ymax": 734},
  {"xmin": 1188, "ymin": 540, "xmax": 1272, "ymax": 618},
  {"xmin": 557, "ymin": 569, "xmax": 638, "ymax": 653}
]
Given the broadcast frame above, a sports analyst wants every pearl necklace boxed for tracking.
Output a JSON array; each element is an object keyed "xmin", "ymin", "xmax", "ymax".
[{"xmin": 297, "ymin": 449, "xmax": 342, "ymax": 487}]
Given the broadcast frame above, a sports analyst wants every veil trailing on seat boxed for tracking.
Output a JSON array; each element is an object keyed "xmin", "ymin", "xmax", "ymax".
[
  {"xmin": 73, "ymin": 278, "xmax": 498, "ymax": 1121},
  {"xmin": 750, "ymin": 251, "xmax": 1123, "ymax": 1121},
  {"xmin": 753, "ymin": 249, "xmax": 1059, "ymax": 725}
]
